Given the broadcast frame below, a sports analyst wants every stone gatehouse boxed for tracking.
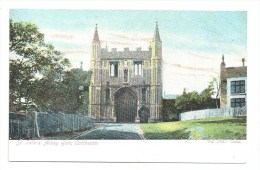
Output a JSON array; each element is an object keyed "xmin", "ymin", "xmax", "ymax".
[{"xmin": 89, "ymin": 22, "xmax": 163, "ymax": 123}]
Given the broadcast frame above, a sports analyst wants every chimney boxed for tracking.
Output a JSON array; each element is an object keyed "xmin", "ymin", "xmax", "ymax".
[
  {"xmin": 221, "ymin": 54, "xmax": 225, "ymax": 68},
  {"xmin": 183, "ymin": 88, "xmax": 187, "ymax": 95},
  {"xmin": 80, "ymin": 61, "xmax": 83, "ymax": 70},
  {"xmin": 242, "ymin": 58, "xmax": 245, "ymax": 67}
]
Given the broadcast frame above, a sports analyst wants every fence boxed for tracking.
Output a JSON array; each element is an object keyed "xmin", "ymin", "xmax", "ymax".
[
  {"xmin": 9, "ymin": 112, "xmax": 94, "ymax": 139},
  {"xmin": 179, "ymin": 107, "xmax": 247, "ymax": 121},
  {"xmin": 36, "ymin": 112, "xmax": 94, "ymax": 137},
  {"xmin": 9, "ymin": 112, "xmax": 35, "ymax": 139}
]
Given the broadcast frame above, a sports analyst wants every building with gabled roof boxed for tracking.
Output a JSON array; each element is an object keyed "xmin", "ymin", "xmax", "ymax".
[{"xmin": 220, "ymin": 55, "xmax": 247, "ymax": 108}]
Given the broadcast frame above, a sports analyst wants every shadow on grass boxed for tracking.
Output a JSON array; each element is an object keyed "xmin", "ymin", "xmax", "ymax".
[
  {"xmin": 101, "ymin": 124, "xmax": 123, "ymax": 127},
  {"xmin": 144, "ymin": 128, "xmax": 190, "ymax": 140},
  {"xmin": 195, "ymin": 116, "xmax": 246, "ymax": 125},
  {"xmin": 76, "ymin": 129, "xmax": 141, "ymax": 140}
]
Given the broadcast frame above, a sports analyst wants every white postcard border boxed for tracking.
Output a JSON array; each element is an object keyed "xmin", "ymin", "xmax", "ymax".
[{"xmin": 0, "ymin": 0, "xmax": 259, "ymax": 168}]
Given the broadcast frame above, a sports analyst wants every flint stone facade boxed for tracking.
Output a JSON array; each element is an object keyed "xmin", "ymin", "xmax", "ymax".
[{"xmin": 89, "ymin": 23, "xmax": 163, "ymax": 123}]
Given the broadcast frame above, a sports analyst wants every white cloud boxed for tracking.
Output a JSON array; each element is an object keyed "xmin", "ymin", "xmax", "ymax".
[
  {"xmin": 41, "ymin": 28, "xmax": 92, "ymax": 47},
  {"xmin": 41, "ymin": 27, "xmax": 246, "ymax": 94},
  {"xmin": 41, "ymin": 28, "xmax": 152, "ymax": 71}
]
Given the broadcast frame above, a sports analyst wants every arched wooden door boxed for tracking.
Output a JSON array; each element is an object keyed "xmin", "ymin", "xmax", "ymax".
[{"xmin": 115, "ymin": 88, "xmax": 137, "ymax": 123}]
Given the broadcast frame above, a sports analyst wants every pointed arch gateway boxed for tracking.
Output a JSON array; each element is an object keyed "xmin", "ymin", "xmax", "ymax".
[{"xmin": 114, "ymin": 87, "xmax": 137, "ymax": 123}]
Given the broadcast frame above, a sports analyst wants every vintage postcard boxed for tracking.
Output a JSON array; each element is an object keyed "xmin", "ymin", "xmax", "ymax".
[
  {"xmin": 9, "ymin": 10, "xmax": 247, "ymax": 140},
  {"xmin": 2, "ymin": 0, "xmax": 259, "ymax": 167}
]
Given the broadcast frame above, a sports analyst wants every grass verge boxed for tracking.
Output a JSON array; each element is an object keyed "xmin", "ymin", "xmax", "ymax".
[{"xmin": 139, "ymin": 116, "xmax": 246, "ymax": 140}]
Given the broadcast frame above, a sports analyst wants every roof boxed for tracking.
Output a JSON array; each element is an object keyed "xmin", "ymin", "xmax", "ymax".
[
  {"xmin": 92, "ymin": 25, "xmax": 100, "ymax": 43},
  {"xmin": 163, "ymin": 94, "xmax": 178, "ymax": 100},
  {"xmin": 153, "ymin": 22, "xmax": 161, "ymax": 42},
  {"xmin": 100, "ymin": 50, "xmax": 151, "ymax": 60},
  {"xmin": 223, "ymin": 66, "xmax": 247, "ymax": 79}
]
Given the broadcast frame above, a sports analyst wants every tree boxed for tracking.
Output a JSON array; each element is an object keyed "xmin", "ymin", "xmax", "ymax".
[
  {"xmin": 200, "ymin": 80, "xmax": 215, "ymax": 109},
  {"xmin": 34, "ymin": 68, "xmax": 92, "ymax": 114},
  {"xmin": 59, "ymin": 68, "xmax": 92, "ymax": 114},
  {"xmin": 209, "ymin": 77, "xmax": 221, "ymax": 108},
  {"xmin": 9, "ymin": 20, "xmax": 71, "ymax": 113},
  {"xmin": 175, "ymin": 91, "xmax": 201, "ymax": 114},
  {"xmin": 175, "ymin": 79, "xmax": 218, "ymax": 115},
  {"xmin": 162, "ymin": 99, "xmax": 177, "ymax": 121}
]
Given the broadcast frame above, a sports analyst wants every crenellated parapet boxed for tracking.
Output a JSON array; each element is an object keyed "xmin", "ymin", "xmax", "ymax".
[{"xmin": 100, "ymin": 47, "xmax": 152, "ymax": 60}]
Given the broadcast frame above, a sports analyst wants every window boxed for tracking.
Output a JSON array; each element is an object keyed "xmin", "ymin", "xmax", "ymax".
[
  {"xmin": 142, "ymin": 88, "xmax": 146, "ymax": 103},
  {"xmin": 124, "ymin": 60, "xmax": 128, "ymax": 67},
  {"xmin": 231, "ymin": 80, "xmax": 245, "ymax": 94},
  {"xmin": 105, "ymin": 88, "xmax": 110, "ymax": 104},
  {"xmin": 134, "ymin": 61, "xmax": 143, "ymax": 76},
  {"xmin": 231, "ymin": 98, "xmax": 245, "ymax": 108},
  {"xmin": 124, "ymin": 69, "xmax": 128, "ymax": 82},
  {"xmin": 110, "ymin": 62, "xmax": 118, "ymax": 77}
]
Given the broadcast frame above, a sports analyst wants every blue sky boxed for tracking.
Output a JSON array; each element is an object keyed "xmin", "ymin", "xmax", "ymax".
[{"xmin": 10, "ymin": 10, "xmax": 247, "ymax": 94}]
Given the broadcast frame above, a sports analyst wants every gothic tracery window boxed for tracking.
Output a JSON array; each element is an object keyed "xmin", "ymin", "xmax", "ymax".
[
  {"xmin": 124, "ymin": 69, "xmax": 128, "ymax": 82},
  {"xmin": 134, "ymin": 61, "xmax": 143, "ymax": 76},
  {"xmin": 142, "ymin": 88, "xmax": 146, "ymax": 103},
  {"xmin": 110, "ymin": 62, "xmax": 118, "ymax": 77},
  {"xmin": 105, "ymin": 88, "xmax": 110, "ymax": 104}
]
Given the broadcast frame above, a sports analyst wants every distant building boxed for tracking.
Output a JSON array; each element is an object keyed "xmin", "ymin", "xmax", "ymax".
[
  {"xmin": 89, "ymin": 23, "xmax": 163, "ymax": 123},
  {"xmin": 163, "ymin": 93, "xmax": 178, "ymax": 100},
  {"xmin": 220, "ymin": 55, "xmax": 247, "ymax": 108}
]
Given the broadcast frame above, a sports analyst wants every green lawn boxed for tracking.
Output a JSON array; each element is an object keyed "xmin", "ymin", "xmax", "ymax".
[{"xmin": 139, "ymin": 116, "xmax": 246, "ymax": 140}]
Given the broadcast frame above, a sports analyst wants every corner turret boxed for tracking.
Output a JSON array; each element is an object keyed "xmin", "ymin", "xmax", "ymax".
[
  {"xmin": 92, "ymin": 24, "xmax": 100, "ymax": 43},
  {"xmin": 150, "ymin": 22, "xmax": 163, "ymax": 121},
  {"xmin": 153, "ymin": 21, "xmax": 161, "ymax": 42}
]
